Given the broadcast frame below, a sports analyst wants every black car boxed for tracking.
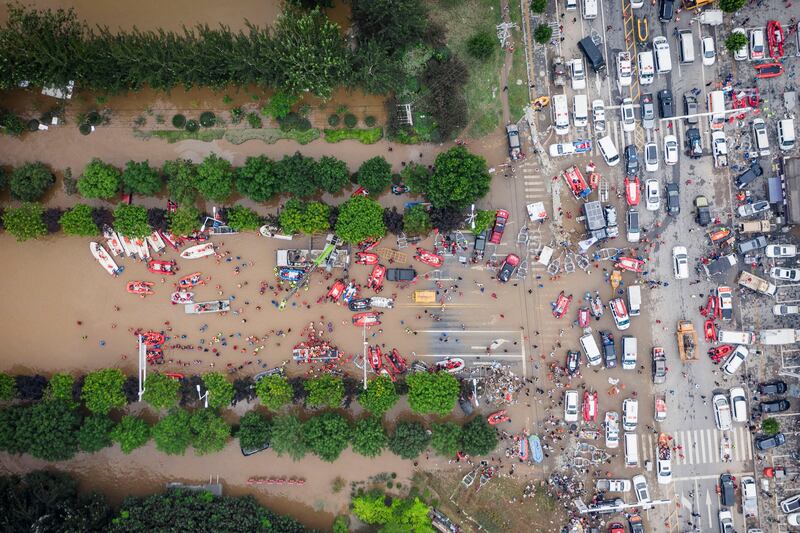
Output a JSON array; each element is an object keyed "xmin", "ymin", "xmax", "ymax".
[
  {"xmin": 719, "ymin": 474, "xmax": 735, "ymax": 506},
  {"xmin": 755, "ymin": 432, "xmax": 786, "ymax": 451},
  {"xmin": 497, "ymin": 254, "xmax": 520, "ymax": 283},
  {"xmin": 760, "ymin": 381, "xmax": 788, "ymax": 395},
  {"xmin": 683, "ymin": 94, "xmax": 699, "ymax": 125},
  {"xmin": 686, "ymin": 128, "xmax": 702, "ymax": 158},
  {"xmin": 735, "ymin": 162, "xmax": 764, "ymax": 189},
  {"xmin": 566, "ymin": 350, "xmax": 581, "ymax": 375},
  {"xmin": 624, "ymin": 145, "xmax": 639, "ymax": 175},
  {"xmin": 658, "ymin": 89, "xmax": 674, "ymax": 118},
  {"xmin": 386, "ymin": 268, "xmax": 417, "ymax": 282},
  {"xmin": 600, "ymin": 330, "xmax": 616, "ymax": 368},
  {"xmin": 348, "ymin": 298, "xmax": 372, "ymax": 312},
  {"xmin": 659, "ymin": 0, "xmax": 674, "ymax": 21},
  {"xmin": 760, "ymin": 399, "xmax": 791, "ymax": 413},
  {"xmin": 665, "ymin": 182, "xmax": 680, "ymax": 215},
  {"xmin": 458, "ymin": 395, "xmax": 475, "ymax": 416},
  {"xmin": 695, "ymin": 195, "xmax": 711, "ymax": 226}
]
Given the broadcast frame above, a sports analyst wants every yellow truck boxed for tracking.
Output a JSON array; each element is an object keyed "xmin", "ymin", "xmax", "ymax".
[{"xmin": 677, "ymin": 320, "xmax": 698, "ymax": 362}]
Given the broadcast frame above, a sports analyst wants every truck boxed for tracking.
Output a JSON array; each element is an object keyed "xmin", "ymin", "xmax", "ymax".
[
  {"xmin": 276, "ymin": 248, "xmax": 349, "ymax": 269},
  {"xmin": 654, "ymin": 392, "xmax": 667, "ymax": 422},
  {"xmin": 552, "ymin": 56, "xmax": 567, "ymax": 87},
  {"xmin": 738, "ymin": 271, "xmax": 777, "ymax": 296},
  {"xmin": 703, "ymin": 254, "xmax": 737, "ymax": 278},
  {"xmin": 741, "ymin": 475, "xmax": 758, "ymax": 518},
  {"xmin": 712, "ymin": 131, "xmax": 728, "ymax": 168},
  {"xmin": 677, "ymin": 320, "xmax": 698, "ymax": 361},
  {"xmin": 759, "ymin": 329, "xmax": 800, "ymax": 345},
  {"xmin": 595, "ymin": 479, "xmax": 632, "ymax": 492},
  {"xmin": 738, "ymin": 220, "xmax": 774, "ymax": 234}
]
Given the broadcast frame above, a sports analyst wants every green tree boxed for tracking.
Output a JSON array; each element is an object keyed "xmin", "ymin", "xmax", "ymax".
[
  {"xmin": 407, "ymin": 371, "xmax": 460, "ymax": 416},
  {"xmin": 279, "ymin": 198, "xmax": 330, "ymax": 235},
  {"xmin": 142, "ymin": 373, "xmax": 180, "ymax": 410},
  {"xmin": 225, "ymin": 205, "xmax": 261, "ymax": 232},
  {"xmin": 152, "ymin": 408, "xmax": 192, "ymax": 455},
  {"xmin": 81, "ymin": 369, "xmax": 126, "ymax": 415},
  {"xmin": 350, "ymin": 40, "xmax": 405, "ymax": 95},
  {"xmin": 725, "ymin": 32, "xmax": 748, "ymax": 54},
  {"xmin": 466, "ymin": 31, "xmax": 495, "ymax": 60},
  {"xmin": 315, "ymin": 156, "xmax": 350, "ymax": 194},
  {"xmin": 461, "ymin": 418, "xmax": 498, "ymax": 455},
  {"xmin": 269, "ymin": 414, "xmax": 307, "ymax": 460},
  {"xmin": 237, "ymin": 411, "xmax": 272, "ymax": 452},
  {"xmin": 196, "ymin": 154, "xmax": 233, "ymax": 202},
  {"xmin": 533, "ymin": 24, "xmax": 553, "ymax": 44},
  {"xmin": 235, "ymin": 156, "xmax": 279, "ymax": 202},
  {"xmin": 762, "ymin": 417, "xmax": 780, "ymax": 435},
  {"xmin": 9, "ymin": 162, "xmax": 54, "ymax": 201},
  {"xmin": 720, "ymin": 0, "xmax": 746, "ymax": 11},
  {"xmin": 110, "ymin": 415, "xmax": 151, "ymax": 454},
  {"xmin": 305, "ymin": 375, "xmax": 344, "ymax": 408},
  {"xmin": 430, "ymin": 422, "xmax": 463, "ymax": 457},
  {"xmin": 473, "ymin": 209, "xmax": 495, "ymax": 234},
  {"xmin": 77, "ymin": 159, "xmax": 120, "ymax": 199},
  {"xmin": 3, "ymin": 202, "xmax": 47, "ymax": 241},
  {"xmin": 15, "ymin": 401, "xmax": 81, "ymax": 461},
  {"xmin": 0, "ymin": 405, "xmax": 27, "ymax": 453},
  {"xmin": 357, "ymin": 156, "xmax": 392, "ymax": 195},
  {"xmin": 389, "ymin": 421, "xmax": 430, "ymax": 459},
  {"xmin": 162, "ymin": 159, "xmax": 198, "ymax": 206},
  {"xmin": 426, "ymin": 147, "xmax": 491, "ymax": 209},
  {"xmin": 45, "ymin": 373, "xmax": 75, "ymax": 404},
  {"xmin": 400, "ymin": 162, "xmax": 429, "ymax": 195},
  {"xmin": 352, "ymin": 492, "xmax": 394, "ymax": 524},
  {"xmin": 0, "ymin": 373, "xmax": 16, "ymax": 401},
  {"xmin": 169, "ymin": 205, "xmax": 201, "ymax": 236},
  {"xmin": 256, "ymin": 375, "xmax": 294, "ymax": 410},
  {"xmin": 190, "ymin": 410, "xmax": 230, "ymax": 455},
  {"xmin": 59, "ymin": 204, "xmax": 98, "ymax": 236},
  {"xmin": 358, "ymin": 376, "xmax": 399, "ymax": 415},
  {"xmin": 275, "ymin": 152, "xmax": 319, "ymax": 198},
  {"xmin": 270, "ymin": 8, "xmax": 350, "ymax": 98},
  {"xmin": 333, "ymin": 515, "xmax": 350, "ymax": 533},
  {"xmin": 303, "ymin": 411, "xmax": 351, "ymax": 461},
  {"xmin": 351, "ymin": 0, "xmax": 428, "ymax": 52},
  {"xmin": 121, "ymin": 160, "xmax": 162, "ymax": 196},
  {"xmin": 202, "ymin": 372, "xmax": 235, "ymax": 409},
  {"xmin": 531, "ymin": 0, "xmax": 548, "ymax": 13},
  {"xmin": 113, "ymin": 204, "xmax": 150, "ymax": 238},
  {"xmin": 403, "ymin": 204, "xmax": 431, "ymax": 235},
  {"xmin": 77, "ymin": 414, "xmax": 115, "ymax": 453},
  {"xmin": 263, "ymin": 91, "xmax": 298, "ymax": 120},
  {"xmin": 351, "ymin": 416, "xmax": 387, "ymax": 457},
  {"xmin": 335, "ymin": 196, "xmax": 386, "ymax": 243}
]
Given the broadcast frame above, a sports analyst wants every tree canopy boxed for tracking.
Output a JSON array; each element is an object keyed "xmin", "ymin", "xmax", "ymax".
[
  {"xmin": 352, "ymin": 491, "xmax": 434, "ymax": 532},
  {"xmin": 78, "ymin": 159, "xmax": 120, "ymax": 199},
  {"xmin": 122, "ymin": 160, "xmax": 162, "ymax": 196},
  {"xmin": 720, "ymin": 0, "xmax": 746, "ymax": 11},
  {"xmin": 279, "ymin": 198, "xmax": 330, "ymax": 235},
  {"xmin": 14, "ymin": 401, "xmax": 81, "ymax": 461},
  {"xmin": 351, "ymin": 416, "xmax": 387, "ymax": 457},
  {"xmin": 315, "ymin": 156, "xmax": 351, "ymax": 194},
  {"xmin": 163, "ymin": 159, "xmax": 198, "ymax": 206},
  {"xmin": 113, "ymin": 204, "xmax": 151, "ymax": 238},
  {"xmin": 406, "ymin": 371, "xmax": 460, "ymax": 415},
  {"xmin": 142, "ymin": 373, "xmax": 180, "ymax": 410},
  {"xmin": 235, "ymin": 156, "xmax": 279, "ymax": 202},
  {"xmin": 2, "ymin": 203, "xmax": 47, "ymax": 241},
  {"xmin": 430, "ymin": 422, "xmax": 463, "ymax": 457},
  {"xmin": 426, "ymin": 147, "xmax": 491, "ymax": 209},
  {"xmin": 237, "ymin": 411, "xmax": 272, "ymax": 452},
  {"xmin": 59, "ymin": 204, "xmax": 98, "ymax": 236},
  {"xmin": 403, "ymin": 204, "xmax": 431, "ymax": 235},
  {"xmin": 202, "ymin": 372, "xmax": 235, "ymax": 409},
  {"xmin": 195, "ymin": 154, "xmax": 234, "ymax": 202},
  {"xmin": 335, "ymin": 196, "xmax": 386, "ymax": 243},
  {"xmin": 81, "ymin": 369, "xmax": 127, "ymax": 415},
  {"xmin": 358, "ymin": 376, "xmax": 400, "ymax": 415},
  {"xmin": 275, "ymin": 152, "xmax": 319, "ymax": 198},
  {"xmin": 169, "ymin": 205, "xmax": 201, "ymax": 236},
  {"xmin": 225, "ymin": 206, "xmax": 261, "ymax": 232},
  {"xmin": 9, "ymin": 162, "xmax": 54, "ymax": 201},
  {"xmin": 303, "ymin": 411, "xmax": 351, "ymax": 462},
  {"xmin": 255, "ymin": 375, "xmax": 294, "ymax": 410},
  {"xmin": 725, "ymin": 31, "xmax": 748, "ymax": 54},
  {"xmin": 389, "ymin": 420, "xmax": 430, "ymax": 459},
  {"xmin": 304, "ymin": 375, "xmax": 345, "ymax": 408},
  {"xmin": 189, "ymin": 409, "xmax": 230, "ymax": 455},
  {"xmin": 269, "ymin": 414, "xmax": 308, "ymax": 460},
  {"xmin": 77, "ymin": 414, "xmax": 116, "ymax": 453},
  {"xmin": 461, "ymin": 418, "xmax": 498, "ymax": 456},
  {"xmin": 110, "ymin": 415, "xmax": 151, "ymax": 454},
  {"xmin": 152, "ymin": 409, "xmax": 192, "ymax": 455},
  {"xmin": 357, "ymin": 156, "xmax": 392, "ymax": 195}
]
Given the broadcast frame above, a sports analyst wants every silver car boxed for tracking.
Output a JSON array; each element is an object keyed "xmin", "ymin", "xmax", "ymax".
[{"xmin": 644, "ymin": 142, "xmax": 659, "ymax": 172}]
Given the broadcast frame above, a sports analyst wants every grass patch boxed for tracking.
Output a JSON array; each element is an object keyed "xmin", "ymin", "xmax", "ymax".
[
  {"xmin": 507, "ymin": 0, "xmax": 530, "ymax": 120},
  {"xmin": 147, "ymin": 129, "xmax": 225, "ymax": 143},
  {"xmin": 223, "ymin": 128, "xmax": 320, "ymax": 145},
  {"xmin": 324, "ymin": 127, "xmax": 383, "ymax": 144},
  {"xmin": 430, "ymin": 0, "xmax": 504, "ymax": 138}
]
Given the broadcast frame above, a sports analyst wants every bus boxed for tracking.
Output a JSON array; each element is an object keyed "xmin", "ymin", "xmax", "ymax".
[
  {"xmin": 552, "ymin": 94, "xmax": 570, "ymax": 135},
  {"xmin": 707, "ymin": 90, "xmax": 726, "ymax": 130}
]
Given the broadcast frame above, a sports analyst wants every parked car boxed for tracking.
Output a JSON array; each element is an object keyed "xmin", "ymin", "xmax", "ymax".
[
  {"xmin": 663, "ymin": 135, "xmax": 679, "ymax": 165},
  {"xmin": 760, "ymin": 399, "xmax": 791, "ymax": 413},
  {"xmin": 608, "ymin": 298, "xmax": 631, "ymax": 330},
  {"xmin": 665, "ymin": 182, "xmax": 680, "ymax": 215},
  {"xmin": 386, "ymin": 268, "xmax": 417, "ymax": 282},
  {"xmin": 730, "ymin": 387, "xmax": 747, "ymax": 423},
  {"xmin": 645, "ymin": 179, "xmax": 660, "ymax": 211},
  {"xmin": 716, "ymin": 286, "xmax": 733, "ymax": 320},
  {"xmin": 632, "ymin": 474, "xmax": 651, "ymax": 504},
  {"xmin": 621, "ymin": 98, "xmax": 636, "ymax": 132},
  {"xmin": 738, "ymin": 236, "xmax": 768, "ymax": 254},
  {"xmin": 732, "ymin": 28, "xmax": 748, "ymax": 60},
  {"xmin": 718, "ymin": 509, "xmax": 734, "ymax": 533},
  {"xmin": 497, "ymin": 253, "xmax": 520, "ymax": 283},
  {"xmin": 695, "ymin": 195, "xmax": 711, "ymax": 226},
  {"xmin": 564, "ymin": 390, "xmax": 579, "ymax": 422},
  {"xmin": 770, "ymin": 267, "xmax": 800, "ymax": 281},
  {"xmin": 672, "ymin": 246, "xmax": 689, "ymax": 279},
  {"xmin": 652, "ymin": 347, "xmax": 667, "ymax": 384},
  {"xmin": 624, "ymin": 145, "xmax": 639, "ymax": 176},
  {"xmin": 774, "ymin": 305, "xmax": 800, "ymax": 316},
  {"xmin": 686, "ymin": 128, "xmax": 702, "ymax": 158},
  {"xmin": 641, "ymin": 93, "xmax": 655, "ymax": 129},
  {"xmin": 658, "ymin": 89, "xmax": 674, "ymax": 118},
  {"xmin": 683, "ymin": 94, "xmax": 699, "ymax": 124},
  {"xmin": 600, "ymin": 330, "xmax": 617, "ymax": 368},
  {"xmin": 713, "ymin": 394, "xmax": 732, "ymax": 431},
  {"xmin": 644, "ymin": 142, "xmax": 659, "ymax": 172},
  {"xmin": 737, "ymin": 200, "xmax": 771, "ymax": 217},
  {"xmin": 592, "ymin": 99, "xmax": 606, "ymax": 133},
  {"xmin": 489, "ymin": 209, "xmax": 509, "ymax": 244},
  {"xmin": 701, "ymin": 36, "xmax": 716, "ymax": 65},
  {"xmin": 608, "ymin": 523, "xmax": 625, "ymax": 533},
  {"xmin": 628, "ymin": 514, "xmax": 644, "ymax": 533},
  {"xmin": 755, "ymin": 432, "xmax": 786, "ymax": 451},
  {"xmin": 781, "ymin": 494, "xmax": 800, "ymax": 513},
  {"xmin": 659, "ymin": 0, "xmax": 674, "ymax": 22},
  {"xmin": 766, "ymin": 244, "xmax": 797, "ymax": 258},
  {"xmin": 750, "ymin": 28, "xmax": 765, "ymax": 60},
  {"xmin": 719, "ymin": 473, "xmax": 735, "ymax": 506},
  {"xmin": 722, "ymin": 346, "xmax": 748, "ymax": 375},
  {"xmin": 571, "ymin": 57, "xmax": 586, "ymax": 90},
  {"xmin": 626, "ymin": 208, "xmax": 640, "ymax": 243},
  {"xmin": 759, "ymin": 381, "xmax": 787, "ymax": 395},
  {"xmin": 549, "ymin": 143, "xmax": 577, "ymax": 157},
  {"xmin": 506, "ymin": 124, "xmax": 521, "ymax": 159},
  {"xmin": 735, "ymin": 162, "xmax": 764, "ymax": 189}
]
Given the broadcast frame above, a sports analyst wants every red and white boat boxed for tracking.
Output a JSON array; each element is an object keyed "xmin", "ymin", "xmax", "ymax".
[
  {"xmin": 367, "ymin": 264, "xmax": 386, "ymax": 292},
  {"xmin": 147, "ymin": 259, "xmax": 177, "ymax": 275},
  {"xmin": 435, "ymin": 357, "xmax": 465, "ymax": 373},
  {"xmin": 327, "ymin": 280, "xmax": 346, "ymax": 301},
  {"xmin": 624, "ymin": 176, "xmax": 640, "ymax": 206},
  {"xmin": 368, "ymin": 346, "xmax": 383, "ymax": 372},
  {"xmin": 351, "ymin": 186, "xmax": 369, "ymax": 197},
  {"xmin": 119, "ymin": 234, "xmax": 138, "ymax": 258},
  {"xmin": 180, "ymin": 242, "xmax": 215, "ymax": 259},
  {"xmin": 704, "ymin": 319, "xmax": 717, "ymax": 342},
  {"xmin": 126, "ymin": 280, "xmax": 155, "ymax": 296},
  {"xmin": 102, "ymin": 226, "xmax": 125, "ymax": 257},
  {"xmin": 552, "ymin": 291, "xmax": 573, "ymax": 319},
  {"xmin": 385, "ymin": 349, "xmax": 407, "ymax": 374},
  {"xmin": 141, "ymin": 331, "xmax": 165, "ymax": 346},
  {"xmin": 159, "ymin": 230, "xmax": 181, "ymax": 251},
  {"xmin": 90, "ymin": 242, "xmax": 124, "ymax": 276},
  {"xmin": 563, "ymin": 165, "xmax": 591, "ymax": 199},
  {"xmin": 355, "ymin": 252, "xmax": 379, "ymax": 265},
  {"xmin": 578, "ymin": 307, "xmax": 590, "ymax": 328},
  {"xmin": 487, "ymin": 410, "xmax": 510, "ymax": 425},
  {"xmin": 414, "ymin": 248, "xmax": 444, "ymax": 268},
  {"xmin": 583, "ymin": 390, "xmax": 598, "ymax": 422},
  {"xmin": 352, "ymin": 312, "xmax": 382, "ymax": 327},
  {"xmin": 134, "ymin": 238, "xmax": 150, "ymax": 260},
  {"xmin": 170, "ymin": 291, "xmax": 194, "ymax": 305},
  {"xmin": 146, "ymin": 231, "xmax": 166, "ymax": 253},
  {"xmin": 178, "ymin": 272, "xmax": 205, "ymax": 289},
  {"xmin": 615, "ymin": 256, "xmax": 645, "ymax": 273},
  {"xmin": 708, "ymin": 344, "xmax": 734, "ymax": 363},
  {"xmin": 755, "ymin": 62, "xmax": 784, "ymax": 79},
  {"xmin": 767, "ymin": 20, "xmax": 784, "ymax": 59}
]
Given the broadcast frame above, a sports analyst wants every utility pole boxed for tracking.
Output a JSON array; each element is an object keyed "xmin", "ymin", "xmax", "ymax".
[
  {"xmin": 362, "ymin": 323, "xmax": 368, "ymax": 389},
  {"xmin": 196, "ymin": 384, "xmax": 209, "ymax": 408},
  {"xmin": 137, "ymin": 335, "xmax": 146, "ymax": 401}
]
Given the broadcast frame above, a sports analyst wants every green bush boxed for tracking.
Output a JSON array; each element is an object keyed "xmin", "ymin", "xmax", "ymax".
[
  {"xmin": 189, "ymin": 409, "xmax": 229, "ymax": 454},
  {"xmin": 303, "ymin": 411, "xmax": 351, "ymax": 462},
  {"xmin": 238, "ymin": 411, "xmax": 272, "ymax": 451},
  {"xmin": 202, "ymin": 372, "xmax": 235, "ymax": 409},
  {"xmin": 364, "ymin": 115, "xmax": 376, "ymax": 127},
  {"xmin": 81, "ymin": 369, "xmax": 126, "ymax": 415},
  {"xmin": 230, "ymin": 107, "xmax": 244, "ymax": 124},
  {"xmin": 720, "ymin": 0, "xmax": 746, "ymax": 11},
  {"xmin": 725, "ymin": 32, "xmax": 748, "ymax": 54},
  {"xmin": 762, "ymin": 417, "xmax": 780, "ymax": 435},
  {"xmin": 389, "ymin": 421, "xmax": 430, "ymax": 459},
  {"xmin": 113, "ymin": 204, "xmax": 150, "ymax": 238},
  {"xmin": 225, "ymin": 205, "xmax": 261, "ymax": 232},
  {"xmin": 152, "ymin": 408, "xmax": 192, "ymax": 455},
  {"xmin": 256, "ymin": 375, "xmax": 294, "ymax": 410},
  {"xmin": 263, "ymin": 92, "xmax": 298, "ymax": 120},
  {"xmin": 60, "ymin": 204, "xmax": 99, "ymax": 236},
  {"xmin": 196, "ymin": 153, "xmax": 233, "ymax": 202},
  {"xmin": 111, "ymin": 415, "xmax": 151, "ymax": 454},
  {"xmin": 172, "ymin": 114, "xmax": 186, "ymax": 128},
  {"xmin": 324, "ymin": 127, "xmax": 383, "ymax": 144},
  {"xmin": 9, "ymin": 162, "xmax": 54, "ymax": 201},
  {"xmin": 78, "ymin": 123, "xmax": 91, "ymax": 135},
  {"xmin": 122, "ymin": 160, "xmax": 162, "ymax": 196},
  {"xmin": 466, "ymin": 31, "xmax": 495, "ymax": 60},
  {"xmin": 246, "ymin": 112, "xmax": 263, "ymax": 128},
  {"xmin": 304, "ymin": 375, "xmax": 344, "ymax": 408},
  {"xmin": 343, "ymin": 113, "xmax": 358, "ymax": 128},
  {"xmin": 403, "ymin": 204, "xmax": 431, "ymax": 235},
  {"xmin": 199, "ymin": 111, "xmax": 216, "ymax": 127},
  {"xmin": 142, "ymin": 373, "xmax": 180, "ymax": 410},
  {"xmin": 169, "ymin": 206, "xmax": 201, "ymax": 236},
  {"xmin": 531, "ymin": 0, "xmax": 548, "ymax": 13},
  {"xmin": 78, "ymin": 414, "xmax": 116, "ymax": 453},
  {"xmin": 45, "ymin": 373, "xmax": 75, "ymax": 403},
  {"xmin": 3, "ymin": 203, "xmax": 47, "ymax": 241},
  {"xmin": 78, "ymin": 159, "xmax": 120, "ymax": 199},
  {"xmin": 473, "ymin": 209, "xmax": 495, "ymax": 234},
  {"xmin": 185, "ymin": 119, "xmax": 199, "ymax": 132},
  {"xmin": 533, "ymin": 24, "xmax": 553, "ymax": 44},
  {"xmin": 278, "ymin": 111, "xmax": 312, "ymax": 132},
  {"xmin": 0, "ymin": 373, "xmax": 16, "ymax": 400},
  {"xmin": 359, "ymin": 376, "xmax": 399, "ymax": 415},
  {"xmin": 328, "ymin": 114, "xmax": 340, "ymax": 126}
]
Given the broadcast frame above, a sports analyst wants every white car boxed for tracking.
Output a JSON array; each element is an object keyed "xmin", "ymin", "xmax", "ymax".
[
  {"xmin": 732, "ymin": 28, "xmax": 748, "ymax": 61},
  {"xmin": 750, "ymin": 28, "xmax": 765, "ymax": 60},
  {"xmin": 737, "ymin": 200, "xmax": 771, "ymax": 217},
  {"xmin": 730, "ymin": 386, "xmax": 748, "ymax": 423},
  {"xmin": 656, "ymin": 454, "xmax": 672, "ymax": 485},
  {"xmin": 663, "ymin": 135, "xmax": 679, "ymax": 165},
  {"xmin": 770, "ymin": 267, "xmax": 800, "ymax": 281},
  {"xmin": 774, "ymin": 304, "xmax": 800, "ymax": 316},
  {"xmin": 597, "ymin": 479, "xmax": 632, "ymax": 492},
  {"xmin": 672, "ymin": 246, "xmax": 689, "ymax": 279},
  {"xmin": 766, "ymin": 244, "xmax": 797, "ymax": 258},
  {"xmin": 592, "ymin": 100, "xmax": 606, "ymax": 133},
  {"xmin": 605, "ymin": 412, "xmax": 620, "ymax": 449},
  {"xmin": 564, "ymin": 390, "xmax": 579, "ymax": 422},
  {"xmin": 549, "ymin": 143, "xmax": 577, "ymax": 157},
  {"xmin": 722, "ymin": 346, "xmax": 748, "ymax": 375},
  {"xmin": 717, "ymin": 286, "xmax": 734, "ymax": 321},
  {"xmin": 718, "ymin": 510, "xmax": 734, "ymax": 533},
  {"xmin": 781, "ymin": 494, "xmax": 800, "ymax": 514},
  {"xmin": 645, "ymin": 179, "xmax": 660, "ymax": 211},
  {"xmin": 621, "ymin": 98, "xmax": 636, "ymax": 132},
  {"xmin": 571, "ymin": 58, "xmax": 586, "ymax": 90},
  {"xmin": 617, "ymin": 52, "xmax": 633, "ymax": 87},
  {"xmin": 789, "ymin": 512, "xmax": 800, "ymax": 526},
  {"xmin": 644, "ymin": 142, "xmax": 659, "ymax": 172},
  {"xmin": 713, "ymin": 394, "xmax": 732, "ymax": 431},
  {"xmin": 632, "ymin": 474, "xmax": 651, "ymax": 504},
  {"xmin": 701, "ymin": 36, "xmax": 716, "ymax": 66}
]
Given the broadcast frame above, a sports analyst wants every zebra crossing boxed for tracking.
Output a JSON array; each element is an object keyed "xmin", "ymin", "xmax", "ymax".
[
  {"xmin": 639, "ymin": 426, "xmax": 754, "ymax": 466},
  {"xmin": 520, "ymin": 165, "xmax": 549, "ymax": 272}
]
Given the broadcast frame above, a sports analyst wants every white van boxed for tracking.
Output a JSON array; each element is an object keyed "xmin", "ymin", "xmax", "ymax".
[
  {"xmin": 566, "ymin": 0, "xmax": 578, "ymax": 10},
  {"xmin": 637, "ymin": 51, "xmax": 655, "ymax": 85},
  {"xmin": 778, "ymin": 118, "xmax": 796, "ymax": 151},
  {"xmin": 718, "ymin": 330, "xmax": 756, "ymax": 345},
  {"xmin": 678, "ymin": 29, "xmax": 695, "ymax": 63},
  {"xmin": 753, "ymin": 118, "xmax": 770, "ymax": 156},
  {"xmin": 580, "ymin": 332, "xmax": 602, "ymax": 366},
  {"xmin": 653, "ymin": 36, "xmax": 672, "ymax": 73},
  {"xmin": 707, "ymin": 90, "xmax": 726, "ymax": 130},
  {"xmin": 597, "ymin": 135, "xmax": 620, "ymax": 166},
  {"xmin": 621, "ymin": 336, "xmax": 638, "ymax": 370},
  {"xmin": 573, "ymin": 94, "xmax": 589, "ymax": 127},
  {"xmin": 627, "ymin": 285, "xmax": 641, "ymax": 316},
  {"xmin": 583, "ymin": 0, "xmax": 598, "ymax": 18},
  {"xmin": 552, "ymin": 94, "xmax": 570, "ymax": 135},
  {"xmin": 622, "ymin": 398, "xmax": 639, "ymax": 431},
  {"xmin": 624, "ymin": 433, "xmax": 639, "ymax": 467}
]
